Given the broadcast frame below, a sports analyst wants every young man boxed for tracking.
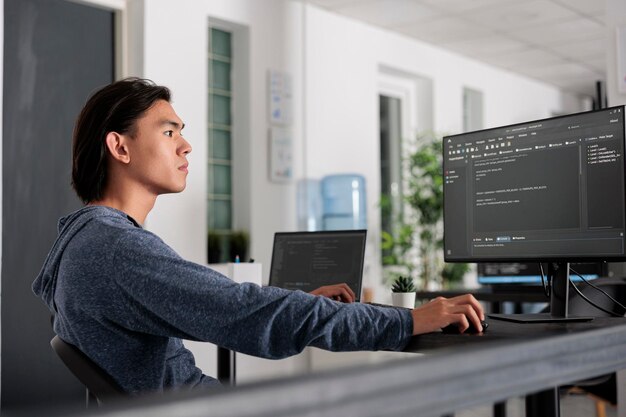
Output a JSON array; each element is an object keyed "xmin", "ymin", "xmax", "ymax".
[{"xmin": 33, "ymin": 78, "xmax": 484, "ymax": 395}]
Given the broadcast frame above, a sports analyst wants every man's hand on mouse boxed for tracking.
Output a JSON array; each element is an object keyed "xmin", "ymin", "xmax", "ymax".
[
  {"xmin": 310, "ymin": 283, "xmax": 356, "ymax": 303},
  {"xmin": 410, "ymin": 294, "xmax": 485, "ymax": 335}
]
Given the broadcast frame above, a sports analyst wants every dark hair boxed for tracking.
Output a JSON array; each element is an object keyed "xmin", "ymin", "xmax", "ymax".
[{"xmin": 71, "ymin": 77, "xmax": 171, "ymax": 203}]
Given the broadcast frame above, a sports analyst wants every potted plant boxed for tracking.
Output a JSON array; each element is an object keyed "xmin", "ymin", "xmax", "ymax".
[
  {"xmin": 391, "ymin": 275, "xmax": 416, "ymax": 308},
  {"xmin": 208, "ymin": 232, "xmax": 222, "ymax": 264},
  {"xmin": 228, "ymin": 230, "xmax": 249, "ymax": 262}
]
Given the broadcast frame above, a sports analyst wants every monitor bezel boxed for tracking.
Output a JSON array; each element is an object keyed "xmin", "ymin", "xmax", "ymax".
[{"xmin": 443, "ymin": 105, "xmax": 626, "ymax": 263}]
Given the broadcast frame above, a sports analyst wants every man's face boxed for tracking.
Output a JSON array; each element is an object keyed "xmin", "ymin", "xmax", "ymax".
[{"xmin": 126, "ymin": 99, "xmax": 192, "ymax": 196}]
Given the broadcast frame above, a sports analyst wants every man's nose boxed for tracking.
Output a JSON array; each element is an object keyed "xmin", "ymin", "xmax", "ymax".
[{"xmin": 180, "ymin": 137, "xmax": 192, "ymax": 155}]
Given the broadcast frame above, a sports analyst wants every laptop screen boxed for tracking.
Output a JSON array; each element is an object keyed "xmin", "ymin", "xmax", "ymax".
[{"xmin": 268, "ymin": 230, "xmax": 367, "ymax": 301}]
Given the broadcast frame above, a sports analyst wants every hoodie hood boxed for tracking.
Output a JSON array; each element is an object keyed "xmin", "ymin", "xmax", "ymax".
[{"xmin": 32, "ymin": 206, "xmax": 115, "ymax": 313}]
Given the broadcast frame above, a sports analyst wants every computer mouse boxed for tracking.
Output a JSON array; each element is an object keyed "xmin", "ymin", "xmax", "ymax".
[{"xmin": 441, "ymin": 320, "xmax": 489, "ymax": 334}]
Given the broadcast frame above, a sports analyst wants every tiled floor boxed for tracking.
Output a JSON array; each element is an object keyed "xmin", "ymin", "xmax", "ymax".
[{"xmin": 457, "ymin": 393, "xmax": 616, "ymax": 417}]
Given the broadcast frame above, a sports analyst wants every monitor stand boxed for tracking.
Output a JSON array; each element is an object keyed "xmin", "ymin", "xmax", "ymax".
[{"xmin": 488, "ymin": 262, "xmax": 594, "ymax": 323}]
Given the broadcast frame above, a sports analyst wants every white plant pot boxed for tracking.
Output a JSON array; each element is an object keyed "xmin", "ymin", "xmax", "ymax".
[{"xmin": 391, "ymin": 292, "xmax": 416, "ymax": 309}]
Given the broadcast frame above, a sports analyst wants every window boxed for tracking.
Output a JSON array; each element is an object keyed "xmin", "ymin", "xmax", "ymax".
[
  {"xmin": 208, "ymin": 27, "xmax": 233, "ymax": 262},
  {"xmin": 463, "ymin": 87, "xmax": 484, "ymax": 132},
  {"xmin": 379, "ymin": 94, "xmax": 404, "ymax": 257},
  {"xmin": 377, "ymin": 70, "xmax": 433, "ymax": 270}
]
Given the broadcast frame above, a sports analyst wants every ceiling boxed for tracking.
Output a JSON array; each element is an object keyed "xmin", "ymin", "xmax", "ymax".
[{"xmin": 307, "ymin": 0, "xmax": 607, "ymax": 98}]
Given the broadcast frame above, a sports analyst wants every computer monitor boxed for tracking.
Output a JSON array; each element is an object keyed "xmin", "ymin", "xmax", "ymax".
[
  {"xmin": 477, "ymin": 262, "xmax": 606, "ymax": 285},
  {"xmin": 443, "ymin": 106, "xmax": 626, "ymax": 322}
]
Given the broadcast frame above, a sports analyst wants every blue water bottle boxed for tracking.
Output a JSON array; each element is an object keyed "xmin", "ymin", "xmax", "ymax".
[{"xmin": 321, "ymin": 174, "xmax": 367, "ymax": 230}]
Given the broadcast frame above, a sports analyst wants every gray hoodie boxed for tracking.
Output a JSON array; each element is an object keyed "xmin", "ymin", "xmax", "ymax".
[{"xmin": 33, "ymin": 206, "xmax": 413, "ymax": 395}]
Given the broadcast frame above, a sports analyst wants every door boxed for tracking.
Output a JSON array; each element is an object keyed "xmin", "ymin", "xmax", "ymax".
[{"xmin": 2, "ymin": 0, "xmax": 114, "ymax": 409}]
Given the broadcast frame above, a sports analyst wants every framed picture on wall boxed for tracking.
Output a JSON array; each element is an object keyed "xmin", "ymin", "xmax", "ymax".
[
  {"xmin": 268, "ymin": 69, "xmax": 293, "ymax": 125},
  {"xmin": 269, "ymin": 127, "xmax": 293, "ymax": 183}
]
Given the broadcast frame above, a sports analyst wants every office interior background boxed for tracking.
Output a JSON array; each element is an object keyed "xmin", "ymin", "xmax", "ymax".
[{"xmin": 1, "ymin": 0, "xmax": 625, "ymax": 413}]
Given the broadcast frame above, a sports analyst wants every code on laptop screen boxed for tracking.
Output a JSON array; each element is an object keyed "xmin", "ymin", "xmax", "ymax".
[{"xmin": 269, "ymin": 230, "xmax": 366, "ymax": 300}]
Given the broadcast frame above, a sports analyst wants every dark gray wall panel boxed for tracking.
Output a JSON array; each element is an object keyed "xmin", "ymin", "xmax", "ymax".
[{"xmin": 3, "ymin": 0, "xmax": 114, "ymax": 409}]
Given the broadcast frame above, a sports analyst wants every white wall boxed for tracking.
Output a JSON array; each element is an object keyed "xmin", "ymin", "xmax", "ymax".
[
  {"xmin": 303, "ymin": 5, "xmax": 584, "ymax": 300},
  {"xmin": 606, "ymin": 0, "xmax": 626, "ymax": 106},
  {"xmin": 142, "ymin": 0, "xmax": 304, "ymax": 286}
]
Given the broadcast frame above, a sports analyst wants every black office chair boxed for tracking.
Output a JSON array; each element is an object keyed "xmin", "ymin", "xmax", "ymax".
[{"xmin": 50, "ymin": 335, "xmax": 125, "ymax": 407}]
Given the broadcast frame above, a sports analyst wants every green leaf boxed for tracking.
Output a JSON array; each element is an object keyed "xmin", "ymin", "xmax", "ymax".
[{"xmin": 391, "ymin": 275, "xmax": 416, "ymax": 292}]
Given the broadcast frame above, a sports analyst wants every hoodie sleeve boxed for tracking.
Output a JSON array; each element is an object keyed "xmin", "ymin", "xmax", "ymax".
[{"xmin": 106, "ymin": 228, "xmax": 413, "ymax": 359}]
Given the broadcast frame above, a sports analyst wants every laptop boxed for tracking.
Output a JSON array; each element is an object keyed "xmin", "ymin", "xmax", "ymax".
[{"xmin": 268, "ymin": 230, "xmax": 367, "ymax": 301}]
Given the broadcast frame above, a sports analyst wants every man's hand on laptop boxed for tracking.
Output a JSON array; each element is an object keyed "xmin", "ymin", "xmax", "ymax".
[
  {"xmin": 410, "ymin": 294, "xmax": 484, "ymax": 335},
  {"xmin": 310, "ymin": 283, "xmax": 356, "ymax": 303}
]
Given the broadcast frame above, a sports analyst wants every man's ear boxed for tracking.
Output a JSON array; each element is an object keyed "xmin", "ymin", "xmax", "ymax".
[{"xmin": 104, "ymin": 132, "xmax": 130, "ymax": 164}]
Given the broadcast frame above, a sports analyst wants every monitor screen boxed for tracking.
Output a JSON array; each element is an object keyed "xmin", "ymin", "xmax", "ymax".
[
  {"xmin": 268, "ymin": 230, "xmax": 366, "ymax": 300},
  {"xmin": 477, "ymin": 262, "xmax": 605, "ymax": 285},
  {"xmin": 444, "ymin": 106, "xmax": 626, "ymax": 263}
]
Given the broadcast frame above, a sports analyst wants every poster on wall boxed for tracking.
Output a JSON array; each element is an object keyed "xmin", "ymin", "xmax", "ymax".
[
  {"xmin": 268, "ymin": 69, "xmax": 293, "ymax": 125},
  {"xmin": 269, "ymin": 127, "xmax": 293, "ymax": 183}
]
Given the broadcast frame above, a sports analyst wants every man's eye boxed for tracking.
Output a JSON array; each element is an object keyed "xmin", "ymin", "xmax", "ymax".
[{"xmin": 164, "ymin": 130, "xmax": 174, "ymax": 137}]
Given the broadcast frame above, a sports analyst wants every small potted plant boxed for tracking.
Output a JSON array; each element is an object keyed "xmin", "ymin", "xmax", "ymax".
[
  {"xmin": 208, "ymin": 232, "xmax": 223, "ymax": 264},
  {"xmin": 391, "ymin": 275, "xmax": 416, "ymax": 309},
  {"xmin": 228, "ymin": 230, "xmax": 249, "ymax": 262}
]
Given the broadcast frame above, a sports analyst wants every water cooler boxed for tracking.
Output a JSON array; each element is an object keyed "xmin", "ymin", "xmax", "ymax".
[{"xmin": 321, "ymin": 174, "xmax": 367, "ymax": 230}]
